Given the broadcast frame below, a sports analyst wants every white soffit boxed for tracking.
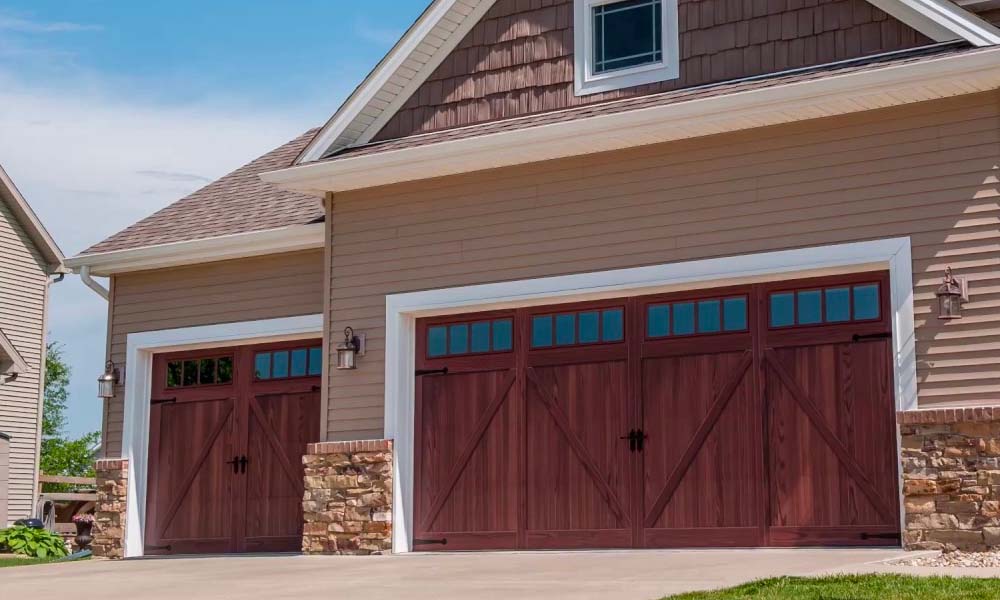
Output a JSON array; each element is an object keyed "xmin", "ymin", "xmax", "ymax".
[
  {"xmin": 294, "ymin": 0, "xmax": 1000, "ymax": 167},
  {"xmin": 262, "ymin": 46, "xmax": 1000, "ymax": 194}
]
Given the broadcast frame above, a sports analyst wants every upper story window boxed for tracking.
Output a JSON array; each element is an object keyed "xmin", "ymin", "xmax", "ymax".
[{"xmin": 574, "ymin": 0, "xmax": 679, "ymax": 96}]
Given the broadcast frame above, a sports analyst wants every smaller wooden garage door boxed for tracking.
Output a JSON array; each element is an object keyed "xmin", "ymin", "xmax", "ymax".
[
  {"xmin": 145, "ymin": 340, "xmax": 321, "ymax": 555},
  {"xmin": 414, "ymin": 272, "xmax": 900, "ymax": 550}
]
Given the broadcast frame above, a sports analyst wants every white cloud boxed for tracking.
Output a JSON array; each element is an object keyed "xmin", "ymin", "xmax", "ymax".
[
  {"xmin": 0, "ymin": 68, "xmax": 319, "ymax": 436},
  {"xmin": 0, "ymin": 13, "xmax": 102, "ymax": 34}
]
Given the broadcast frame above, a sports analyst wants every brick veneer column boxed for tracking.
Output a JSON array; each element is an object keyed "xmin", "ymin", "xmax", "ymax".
[
  {"xmin": 93, "ymin": 458, "xmax": 128, "ymax": 559},
  {"xmin": 302, "ymin": 440, "xmax": 393, "ymax": 555},
  {"xmin": 899, "ymin": 408, "xmax": 1000, "ymax": 551}
]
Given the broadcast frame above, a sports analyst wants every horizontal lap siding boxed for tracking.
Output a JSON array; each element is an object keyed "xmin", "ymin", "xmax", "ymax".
[
  {"xmin": 102, "ymin": 250, "xmax": 324, "ymax": 456},
  {"xmin": 0, "ymin": 199, "xmax": 49, "ymax": 523},
  {"xmin": 327, "ymin": 90, "xmax": 1000, "ymax": 440}
]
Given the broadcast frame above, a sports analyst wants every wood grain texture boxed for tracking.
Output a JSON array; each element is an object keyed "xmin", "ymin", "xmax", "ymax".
[{"xmin": 373, "ymin": 0, "xmax": 930, "ymax": 141}]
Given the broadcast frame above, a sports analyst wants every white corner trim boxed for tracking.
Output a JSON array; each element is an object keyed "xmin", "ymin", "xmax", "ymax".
[
  {"xmin": 383, "ymin": 237, "xmax": 916, "ymax": 553},
  {"xmin": 262, "ymin": 46, "xmax": 1000, "ymax": 194},
  {"xmin": 867, "ymin": 0, "xmax": 1000, "ymax": 45},
  {"xmin": 120, "ymin": 314, "xmax": 323, "ymax": 558},
  {"xmin": 65, "ymin": 223, "xmax": 325, "ymax": 277},
  {"xmin": 574, "ymin": 0, "xmax": 680, "ymax": 96}
]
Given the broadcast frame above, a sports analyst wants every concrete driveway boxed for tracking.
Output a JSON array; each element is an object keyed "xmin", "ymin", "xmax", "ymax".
[{"xmin": 4, "ymin": 549, "xmax": 996, "ymax": 600}]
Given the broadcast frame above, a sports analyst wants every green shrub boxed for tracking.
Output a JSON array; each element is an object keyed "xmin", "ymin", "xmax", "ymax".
[{"xmin": 0, "ymin": 526, "xmax": 69, "ymax": 559}]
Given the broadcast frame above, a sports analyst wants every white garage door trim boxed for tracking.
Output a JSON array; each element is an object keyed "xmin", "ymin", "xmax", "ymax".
[
  {"xmin": 120, "ymin": 314, "xmax": 323, "ymax": 558},
  {"xmin": 385, "ymin": 237, "xmax": 915, "ymax": 553}
]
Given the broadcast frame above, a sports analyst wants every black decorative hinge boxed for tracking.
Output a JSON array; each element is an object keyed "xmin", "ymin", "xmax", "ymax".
[
  {"xmin": 852, "ymin": 332, "xmax": 892, "ymax": 342},
  {"xmin": 860, "ymin": 532, "xmax": 901, "ymax": 541},
  {"xmin": 414, "ymin": 538, "xmax": 448, "ymax": 546},
  {"xmin": 416, "ymin": 367, "xmax": 449, "ymax": 376},
  {"xmin": 151, "ymin": 397, "xmax": 177, "ymax": 405},
  {"xmin": 147, "ymin": 544, "xmax": 172, "ymax": 551}
]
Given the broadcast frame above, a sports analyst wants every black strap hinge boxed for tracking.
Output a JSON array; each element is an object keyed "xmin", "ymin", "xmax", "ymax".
[
  {"xmin": 860, "ymin": 532, "xmax": 900, "ymax": 541},
  {"xmin": 414, "ymin": 538, "xmax": 448, "ymax": 545},
  {"xmin": 852, "ymin": 332, "xmax": 891, "ymax": 342},
  {"xmin": 416, "ymin": 367, "xmax": 449, "ymax": 376},
  {"xmin": 151, "ymin": 397, "xmax": 177, "ymax": 405}
]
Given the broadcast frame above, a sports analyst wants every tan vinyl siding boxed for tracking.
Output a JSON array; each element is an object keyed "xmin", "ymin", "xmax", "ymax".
[
  {"xmin": 102, "ymin": 249, "xmax": 324, "ymax": 456},
  {"xmin": 326, "ymin": 90, "xmax": 1000, "ymax": 440},
  {"xmin": 0, "ymin": 197, "xmax": 49, "ymax": 523}
]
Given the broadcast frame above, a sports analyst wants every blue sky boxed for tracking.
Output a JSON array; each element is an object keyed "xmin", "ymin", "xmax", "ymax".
[{"xmin": 0, "ymin": 1, "xmax": 428, "ymax": 437}]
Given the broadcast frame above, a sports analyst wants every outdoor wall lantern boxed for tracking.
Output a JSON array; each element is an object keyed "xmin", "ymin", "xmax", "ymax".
[
  {"xmin": 336, "ymin": 326, "xmax": 366, "ymax": 370},
  {"xmin": 98, "ymin": 360, "xmax": 120, "ymax": 399},
  {"xmin": 935, "ymin": 266, "xmax": 968, "ymax": 320}
]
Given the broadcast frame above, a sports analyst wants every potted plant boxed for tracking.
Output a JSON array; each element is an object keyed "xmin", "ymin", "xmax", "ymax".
[{"xmin": 72, "ymin": 514, "xmax": 95, "ymax": 551}]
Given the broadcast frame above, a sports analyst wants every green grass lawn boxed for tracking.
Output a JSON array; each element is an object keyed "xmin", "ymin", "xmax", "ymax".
[
  {"xmin": 0, "ymin": 554, "xmax": 89, "ymax": 568},
  {"xmin": 664, "ymin": 575, "xmax": 1000, "ymax": 599}
]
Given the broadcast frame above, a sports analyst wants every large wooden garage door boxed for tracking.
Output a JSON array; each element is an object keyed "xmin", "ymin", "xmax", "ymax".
[
  {"xmin": 145, "ymin": 340, "xmax": 321, "ymax": 555},
  {"xmin": 414, "ymin": 272, "xmax": 899, "ymax": 550}
]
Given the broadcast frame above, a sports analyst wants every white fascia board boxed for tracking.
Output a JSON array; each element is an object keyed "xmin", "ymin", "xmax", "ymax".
[
  {"xmin": 867, "ymin": 0, "xmax": 1000, "ymax": 45},
  {"xmin": 262, "ymin": 46, "xmax": 1000, "ymax": 194},
  {"xmin": 64, "ymin": 222, "xmax": 325, "ymax": 276},
  {"xmin": 296, "ymin": 0, "xmax": 497, "ymax": 164}
]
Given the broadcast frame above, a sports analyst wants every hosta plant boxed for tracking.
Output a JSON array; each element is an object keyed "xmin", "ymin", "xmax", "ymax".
[{"xmin": 0, "ymin": 526, "xmax": 69, "ymax": 559}]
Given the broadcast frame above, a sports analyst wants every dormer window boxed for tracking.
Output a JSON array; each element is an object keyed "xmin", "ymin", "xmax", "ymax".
[{"xmin": 574, "ymin": 0, "xmax": 679, "ymax": 96}]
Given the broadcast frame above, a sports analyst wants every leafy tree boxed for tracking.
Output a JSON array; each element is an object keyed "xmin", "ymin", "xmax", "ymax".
[{"xmin": 39, "ymin": 343, "xmax": 100, "ymax": 488}]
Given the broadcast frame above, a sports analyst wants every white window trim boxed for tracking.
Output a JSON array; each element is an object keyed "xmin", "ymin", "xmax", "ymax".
[
  {"xmin": 574, "ymin": 0, "xmax": 680, "ymax": 96},
  {"xmin": 119, "ymin": 314, "xmax": 323, "ymax": 558},
  {"xmin": 384, "ymin": 237, "xmax": 915, "ymax": 553}
]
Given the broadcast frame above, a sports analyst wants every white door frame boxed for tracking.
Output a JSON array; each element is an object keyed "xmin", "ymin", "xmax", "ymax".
[
  {"xmin": 384, "ymin": 237, "xmax": 915, "ymax": 553},
  {"xmin": 120, "ymin": 314, "xmax": 323, "ymax": 558}
]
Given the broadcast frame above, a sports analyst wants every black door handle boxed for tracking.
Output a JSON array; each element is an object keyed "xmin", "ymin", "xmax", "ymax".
[
  {"xmin": 239, "ymin": 455, "xmax": 249, "ymax": 474},
  {"xmin": 620, "ymin": 430, "xmax": 647, "ymax": 453},
  {"xmin": 620, "ymin": 429, "xmax": 637, "ymax": 452},
  {"xmin": 225, "ymin": 456, "xmax": 240, "ymax": 474}
]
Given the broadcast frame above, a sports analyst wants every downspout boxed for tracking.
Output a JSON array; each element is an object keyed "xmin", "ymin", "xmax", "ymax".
[{"xmin": 79, "ymin": 265, "xmax": 110, "ymax": 301}]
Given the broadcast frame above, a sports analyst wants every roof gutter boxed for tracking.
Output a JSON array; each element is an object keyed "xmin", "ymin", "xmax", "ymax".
[
  {"xmin": 262, "ymin": 46, "xmax": 1000, "ymax": 194},
  {"xmin": 79, "ymin": 265, "xmax": 109, "ymax": 301},
  {"xmin": 65, "ymin": 222, "xmax": 325, "ymax": 277}
]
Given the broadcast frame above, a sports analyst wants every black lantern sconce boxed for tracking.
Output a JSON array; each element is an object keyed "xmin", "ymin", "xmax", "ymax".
[
  {"xmin": 336, "ymin": 327, "xmax": 366, "ymax": 370},
  {"xmin": 935, "ymin": 267, "xmax": 969, "ymax": 320},
  {"xmin": 98, "ymin": 360, "xmax": 120, "ymax": 399}
]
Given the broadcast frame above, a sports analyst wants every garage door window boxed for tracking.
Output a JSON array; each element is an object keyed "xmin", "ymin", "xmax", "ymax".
[
  {"xmin": 647, "ymin": 295, "xmax": 747, "ymax": 338},
  {"xmin": 770, "ymin": 282, "xmax": 880, "ymax": 328},
  {"xmin": 427, "ymin": 318, "xmax": 514, "ymax": 358},
  {"xmin": 255, "ymin": 345, "xmax": 323, "ymax": 380},
  {"xmin": 166, "ymin": 355, "xmax": 233, "ymax": 388},
  {"xmin": 530, "ymin": 308, "xmax": 624, "ymax": 348}
]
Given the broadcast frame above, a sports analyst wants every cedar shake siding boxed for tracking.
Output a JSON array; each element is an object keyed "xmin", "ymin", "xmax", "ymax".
[
  {"xmin": 324, "ymin": 90, "xmax": 1000, "ymax": 441},
  {"xmin": 101, "ymin": 250, "xmax": 324, "ymax": 456},
  {"xmin": 373, "ymin": 0, "xmax": 931, "ymax": 141},
  {"xmin": 0, "ymin": 197, "xmax": 49, "ymax": 523}
]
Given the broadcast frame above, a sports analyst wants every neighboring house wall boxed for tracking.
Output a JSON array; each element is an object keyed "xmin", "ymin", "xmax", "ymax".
[
  {"xmin": 374, "ymin": 0, "xmax": 930, "ymax": 141},
  {"xmin": 101, "ymin": 249, "xmax": 324, "ymax": 456},
  {"xmin": 0, "ymin": 433, "xmax": 9, "ymax": 525},
  {"xmin": 0, "ymin": 198, "xmax": 50, "ymax": 523},
  {"xmin": 325, "ymin": 90, "xmax": 1000, "ymax": 441}
]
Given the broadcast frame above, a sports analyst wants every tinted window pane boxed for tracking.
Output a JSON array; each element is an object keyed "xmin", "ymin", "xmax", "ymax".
[
  {"xmin": 308, "ymin": 347, "xmax": 322, "ymax": 376},
  {"xmin": 470, "ymin": 322, "xmax": 491, "ymax": 353},
  {"xmin": 673, "ymin": 302, "xmax": 695, "ymax": 335},
  {"xmin": 272, "ymin": 351, "xmax": 289, "ymax": 378},
  {"xmin": 797, "ymin": 290, "xmax": 822, "ymax": 325},
  {"xmin": 254, "ymin": 353, "xmax": 271, "ymax": 380},
  {"xmin": 183, "ymin": 360, "xmax": 198, "ymax": 386},
  {"xmin": 854, "ymin": 284, "xmax": 880, "ymax": 320},
  {"xmin": 770, "ymin": 292, "xmax": 795, "ymax": 327},
  {"xmin": 428, "ymin": 326, "xmax": 448, "ymax": 357},
  {"xmin": 493, "ymin": 319, "xmax": 513, "ymax": 351},
  {"xmin": 579, "ymin": 311, "xmax": 600, "ymax": 343},
  {"xmin": 555, "ymin": 314, "xmax": 576, "ymax": 346},
  {"xmin": 697, "ymin": 300, "xmax": 721, "ymax": 333},
  {"xmin": 532, "ymin": 316, "xmax": 553, "ymax": 347},
  {"xmin": 217, "ymin": 357, "xmax": 233, "ymax": 384},
  {"xmin": 723, "ymin": 297, "xmax": 747, "ymax": 331},
  {"xmin": 825, "ymin": 287, "xmax": 850, "ymax": 322},
  {"xmin": 593, "ymin": 0, "xmax": 663, "ymax": 73},
  {"xmin": 290, "ymin": 349, "xmax": 308, "ymax": 377},
  {"xmin": 199, "ymin": 358, "xmax": 216, "ymax": 385},
  {"xmin": 166, "ymin": 361, "xmax": 182, "ymax": 388},
  {"xmin": 449, "ymin": 324, "xmax": 469, "ymax": 354},
  {"xmin": 648, "ymin": 304, "xmax": 670, "ymax": 337},
  {"xmin": 602, "ymin": 309, "xmax": 624, "ymax": 341}
]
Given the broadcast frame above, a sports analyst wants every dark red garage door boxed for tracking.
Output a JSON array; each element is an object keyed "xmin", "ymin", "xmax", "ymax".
[
  {"xmin": 145, "ymin": 340, "xmax": 321, "ymax": 555},
  {"xmin": 414, "ymin": 272, "xmax": 900, "ymax": 550}
]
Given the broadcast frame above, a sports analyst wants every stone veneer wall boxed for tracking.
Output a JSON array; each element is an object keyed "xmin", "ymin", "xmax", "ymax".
[
  {"xmin": 302, "ymin": 439, "xmax": 392, "ymax": 555},
  {"xmin": 901, "ymin": 408, "xmax": 1000, "ymax": 552},
  {"xmin": 93, "ymin": 458, "xmax": 128, "ymax": 559}
]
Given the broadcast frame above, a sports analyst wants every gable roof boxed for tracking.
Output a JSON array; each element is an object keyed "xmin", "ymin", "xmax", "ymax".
[
  {"xmin": 0, "ymin": 328, "xmax": 29, "ymax": 378},
  {"xmin": 77, "ymin": 128, "xmax": 324, "ymax": 257},
  {"xmin": 296, "ymin": 0, "xmax": 1000, "ymax": 164},
  {"xmin": 0, "ymin": 164, "xmax": 65, "ymax": 272}
]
